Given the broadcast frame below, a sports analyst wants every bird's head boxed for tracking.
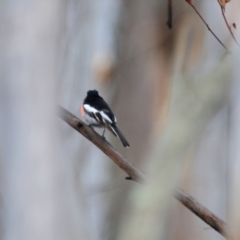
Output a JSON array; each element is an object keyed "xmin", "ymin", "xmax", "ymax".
[{"xmin": 87, "ymin": 89, "xmax": 99, "ymax": 96}]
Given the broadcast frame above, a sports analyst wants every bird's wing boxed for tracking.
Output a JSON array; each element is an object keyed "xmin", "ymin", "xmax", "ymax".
[
  {"xmin": 101, "ymin": 109, "xmax": 116, "ymax": 124},
  {"xmin": 83, "ymin": 104, "xmax": 101, "ymax": 122}
]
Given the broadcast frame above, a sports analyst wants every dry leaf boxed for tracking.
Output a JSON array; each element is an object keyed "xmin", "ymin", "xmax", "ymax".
[{"xmin": 219, "ymin": 0, "xmax": 231, "ymax": 10}]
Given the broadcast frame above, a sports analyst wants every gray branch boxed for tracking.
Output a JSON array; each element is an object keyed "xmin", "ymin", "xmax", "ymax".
[{"xmin": 58, "ymin": 106, "xmax": 228, "ymax": 238}]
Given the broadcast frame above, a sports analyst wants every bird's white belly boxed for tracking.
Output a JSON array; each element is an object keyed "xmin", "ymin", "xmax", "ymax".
[{"xmin": 85, "ymin": 113, "xmax": 101, "ymax": 126}]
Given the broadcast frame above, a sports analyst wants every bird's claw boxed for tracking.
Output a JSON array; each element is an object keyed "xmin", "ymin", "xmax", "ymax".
[{"xmin": 102, "ymin": 135, "xmax": 106, "ymax": 140}]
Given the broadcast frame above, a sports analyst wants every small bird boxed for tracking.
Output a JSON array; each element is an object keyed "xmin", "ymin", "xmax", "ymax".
[{"xmin": 81, "ymin": 90, "xmax": 130, "ymax": 148}]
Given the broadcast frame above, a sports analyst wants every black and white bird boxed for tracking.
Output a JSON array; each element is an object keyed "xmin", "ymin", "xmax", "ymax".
[{"xmin": 80, "ymin": 90, "xmax": 130, "ymax": 148}]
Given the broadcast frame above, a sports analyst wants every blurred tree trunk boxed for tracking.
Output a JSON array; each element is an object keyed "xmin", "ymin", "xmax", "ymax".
[
  {"xmin": 0, "ymin": 1, "xmax": 84, "ymax": 239},
  {"xmin": 105, "ymin": 1, "xmax": 233, "ymax": 240},
  {"xmin": 104, "ymin": 1, "xmax": 192, "ymax": 239},
  {"xmin": 58, "ymin": 1, "xmax": 123, "ymax": 239},
  {"xmin": 228, "ymin": 55, "xmax": 240, "ymax": 240}
]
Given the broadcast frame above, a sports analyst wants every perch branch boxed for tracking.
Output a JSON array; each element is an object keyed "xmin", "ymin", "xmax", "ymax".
[
  {"xmin": 58, "ymin": 106, "xmax": 228, "ymax": 238},
  {"xmin": 58, "ymin": 106, "xmax": 144, "ymax": 182}
]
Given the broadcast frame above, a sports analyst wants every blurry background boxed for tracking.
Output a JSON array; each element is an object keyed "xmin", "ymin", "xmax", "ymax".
[{"xmin": 0, "ymin": 0, "xmax": 239, "ymax": 239}]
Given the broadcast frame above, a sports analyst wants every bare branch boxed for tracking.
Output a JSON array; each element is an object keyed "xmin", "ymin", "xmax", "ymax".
[
  {"xmin": 167, "ymin": 0, "xmax": 172, "ymax": 29},
  {"xmin": 185, "ymin": 0, "xmax": 230, "ymax": 52},
  {"xmin": 58, "ymin": 106, "xmax": 228, "ymax": 238},
  {"xmin": 58, "ymin": 106, "xmax": 145, "ymax": 182},
  {"xmin": 217, "ymin": 0, "xmax": 240, "ymax": 47},
  {"xmin": 176, "ymin": 189, "xmax": 228, "ymax": 237}
]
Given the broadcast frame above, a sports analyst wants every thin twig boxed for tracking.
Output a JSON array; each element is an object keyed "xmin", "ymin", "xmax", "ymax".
[
  {"xmin": 58, "ymin": 106, "xmax": 228, "ymax": 238},
  {"xmin": 167, "ymin": 0, "xmax": 172, "ymax": 29},
  {"xmin": 217, "ymin": 0, "xmax": 240, "ymax": 47},
  {"xmin": 185, "ymin": 0, "xmax": 230, "ymax": 52}
]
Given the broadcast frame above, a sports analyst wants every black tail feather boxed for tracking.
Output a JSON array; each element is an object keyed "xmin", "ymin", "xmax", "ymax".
[{"xmin": 110, "ymin": 125, "xmax": 130, "ymax": 148}]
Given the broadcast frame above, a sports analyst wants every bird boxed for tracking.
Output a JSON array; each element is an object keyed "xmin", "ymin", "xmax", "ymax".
[{"xmin": 80, "ymin": 90, "xmax": 130, "ymax": 148}]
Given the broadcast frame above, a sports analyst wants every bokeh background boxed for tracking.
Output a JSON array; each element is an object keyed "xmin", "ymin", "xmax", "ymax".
[{"xmin": 0, "ymin": 0, "xmax": 240, "ymax": 239}]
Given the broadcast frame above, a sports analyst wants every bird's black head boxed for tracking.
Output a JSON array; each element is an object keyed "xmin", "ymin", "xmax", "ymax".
[{"xmin": 87, "ymin": 90, "xmax": 99, "ymax": 96}]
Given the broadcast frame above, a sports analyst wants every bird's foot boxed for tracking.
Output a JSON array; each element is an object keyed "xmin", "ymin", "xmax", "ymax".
[{"xmin": 101, "ymin": 135, "xmax": 106, "ymax": 140}]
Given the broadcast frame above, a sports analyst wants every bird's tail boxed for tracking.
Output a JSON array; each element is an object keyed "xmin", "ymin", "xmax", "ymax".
[{"xmin": 110, "ymin": 124, "xmax": 130, "ymax": 148}]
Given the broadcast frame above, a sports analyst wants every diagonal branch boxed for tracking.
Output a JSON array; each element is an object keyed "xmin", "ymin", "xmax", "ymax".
[
  {"xmin": 58, "ymin": 106, "xmax": 228, "ymax": 238},
  {"xmin": 176, "ymin": 189, "xmax": 228, "ymax": 237},
  {"xmin": 58, "ymin": 106, "xmax": 144, "ymax": 182}
]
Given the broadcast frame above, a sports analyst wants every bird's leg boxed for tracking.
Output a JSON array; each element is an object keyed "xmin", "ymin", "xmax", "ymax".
[
  {"xmin": 88, "ymin": 124, "xmax": 94, "ymax": 129},
  {"xmin": 102, "ymin": 128, "xmax": 106, "ymax": 140}
]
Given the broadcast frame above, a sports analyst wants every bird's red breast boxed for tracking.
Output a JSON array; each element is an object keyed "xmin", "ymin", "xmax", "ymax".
[{"xmin": 80, "ymin": 104, "xmax": 85, "ymax": 118}]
